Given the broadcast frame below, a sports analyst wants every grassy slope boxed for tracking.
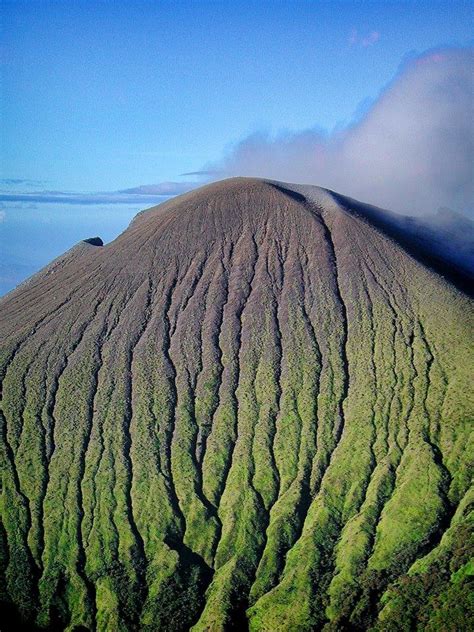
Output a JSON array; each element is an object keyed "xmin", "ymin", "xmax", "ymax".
[{"xmin": 0, "ymin": 179, "xmax": 472, "ymax": 631}]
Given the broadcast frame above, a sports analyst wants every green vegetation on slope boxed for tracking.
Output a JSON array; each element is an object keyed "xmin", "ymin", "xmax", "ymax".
[{"xmin": 0, "ymin": 179, "xmax": 472, "ymax": 631}]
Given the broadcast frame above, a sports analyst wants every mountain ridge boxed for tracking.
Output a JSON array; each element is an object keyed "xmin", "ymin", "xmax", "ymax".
[{"xmin": 1, "ymin": 177, "xmax": 472, "ymax": 631}]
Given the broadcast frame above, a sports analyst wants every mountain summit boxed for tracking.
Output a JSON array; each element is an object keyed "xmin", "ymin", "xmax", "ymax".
[{"xmin": 1, "ymin": 178, "xmax": 473, "ymax": 631}]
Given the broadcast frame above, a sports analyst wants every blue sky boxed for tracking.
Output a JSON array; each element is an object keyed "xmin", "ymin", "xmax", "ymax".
[
  {"xmin": 3, "ymin": 0, "xmax": 473, "ymax": 191},
  {"xmin": 1, "ymin": 1, "xmax": 473, "ymax": 294}
]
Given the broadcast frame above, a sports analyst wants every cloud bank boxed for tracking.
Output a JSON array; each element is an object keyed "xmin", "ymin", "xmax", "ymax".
[
  {"xmin": 0, "ymin": 182, "xmax": 197, "ymax": 205},
  {"xmin": 215, "ymin": 47, "xmax": 474, "ymax": 217},
  {"xmin": 0, "ymin": 178, "xmax": 47, "ymax": 188}
]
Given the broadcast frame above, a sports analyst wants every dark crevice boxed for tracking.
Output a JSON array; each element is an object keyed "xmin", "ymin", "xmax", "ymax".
[
  {"xmin": 0, "ymin": 409, "xmax": 41, "ymax": 612},
  {"xmin": 310, "ymin": 206, "xmax": 350, "ymax": 475},
  {"xmin": 120, "ymin": 278, "xmax": 156, "ymax": 623},
  {"xmin": 195, "ymin": 240, "xmax": 234, "ymax": 470},
  {"xmin": 214, "ymin": 234, "xmax": 260, "ymax": 511}
]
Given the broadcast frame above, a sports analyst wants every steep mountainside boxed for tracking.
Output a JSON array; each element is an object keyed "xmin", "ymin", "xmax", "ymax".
[{"xmin": 1, "ymin": 178, "xmax": 473, "ymax": 631}]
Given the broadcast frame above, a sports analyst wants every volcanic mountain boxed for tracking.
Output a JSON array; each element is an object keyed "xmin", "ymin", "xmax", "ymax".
[{"xmin": 1, "ymin": 178, "xmax": 473, "ymax": 631}]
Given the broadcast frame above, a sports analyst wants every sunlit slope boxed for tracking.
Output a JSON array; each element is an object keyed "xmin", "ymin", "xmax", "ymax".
[{"xmin": 1, "ymin": 178, "xmax": 472, "ymax": 631}]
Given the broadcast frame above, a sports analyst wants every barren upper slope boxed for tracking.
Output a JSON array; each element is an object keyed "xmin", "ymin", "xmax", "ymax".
[{"xmin": 1, "ymin": 178, "xmax": 473, "ymax": 631}]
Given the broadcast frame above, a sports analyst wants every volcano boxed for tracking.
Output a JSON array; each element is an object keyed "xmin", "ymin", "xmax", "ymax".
[{"xmin": 1, "ymin": 178, "xmax": 473, "ymax": 631}]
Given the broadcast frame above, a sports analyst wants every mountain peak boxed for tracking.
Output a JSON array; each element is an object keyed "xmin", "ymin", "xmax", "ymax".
[{"xmin": 1, "ymin": 178, "xmax": 472, "ymax": 631}]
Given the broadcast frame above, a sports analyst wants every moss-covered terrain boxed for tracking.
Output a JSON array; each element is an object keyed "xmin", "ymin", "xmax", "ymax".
[{"xmin": 1, "ymin": 178, "xmax": 472, "ymax": 630}]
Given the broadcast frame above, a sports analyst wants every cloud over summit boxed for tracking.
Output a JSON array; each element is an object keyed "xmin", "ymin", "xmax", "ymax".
[{"xmin": 215, "ymin": 47, "xmax": 474, "ymax": 217}]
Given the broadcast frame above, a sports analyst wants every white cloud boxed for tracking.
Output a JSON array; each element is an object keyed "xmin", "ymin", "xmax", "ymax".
[
  {"xmin": 213, "ymin": 47, "xmax": 474, "ymax": 217},
  {"xmin": 348, "ymin": 29, "xmax": 380, "ymax": 48},
  {"xmin": 361, "ymin": 31, "xmax": 380, "ymax": 47}
]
